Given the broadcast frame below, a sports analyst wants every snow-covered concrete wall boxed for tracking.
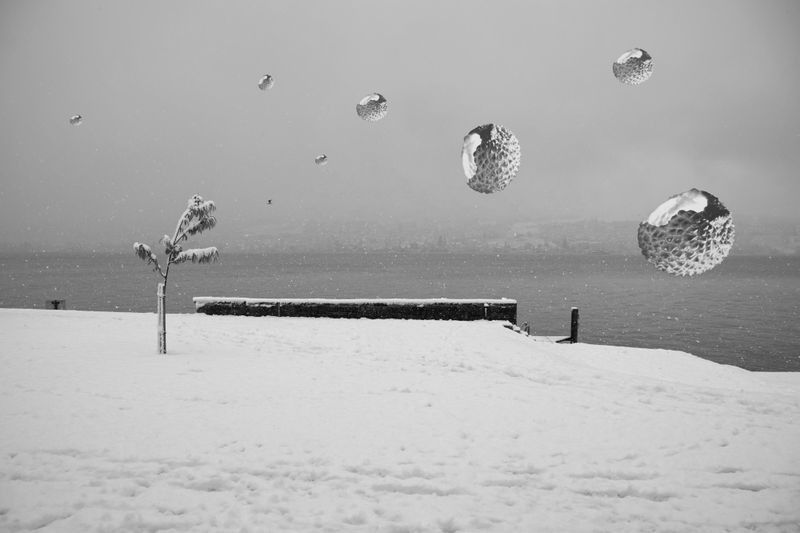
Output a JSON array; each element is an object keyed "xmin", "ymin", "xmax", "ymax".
[{"xmin": 193, "ymin": 297, "xmax": 518, "ymax": 322}]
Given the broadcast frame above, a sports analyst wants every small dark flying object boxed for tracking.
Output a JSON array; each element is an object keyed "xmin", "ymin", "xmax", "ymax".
[
  {"xmin": 267, "ymin": 199, "xmax": 272, "ymax": 205},
  {"xmin": 258, "ymin": 74, "xmax": 275, "ymax": 90}
]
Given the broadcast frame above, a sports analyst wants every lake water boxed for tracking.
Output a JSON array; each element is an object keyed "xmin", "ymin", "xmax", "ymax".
[{"xmin": 1, "ymin": 252, "xmax": 798, "ymax": 371}]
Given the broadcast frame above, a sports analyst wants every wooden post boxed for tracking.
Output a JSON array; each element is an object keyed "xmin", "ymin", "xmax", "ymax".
[
  {"xmin": 570, "ymin": 307, "xmax": 579, "ymax": 343},
  {"xmin": 157, "ymin": 283, "xmax": 166, "ymax": 354}
]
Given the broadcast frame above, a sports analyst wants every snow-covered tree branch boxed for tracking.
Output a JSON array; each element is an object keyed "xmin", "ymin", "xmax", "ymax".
[
  {"xmin": 172, "ymin": 247, "xmax": 220, "ymax": 265},
  {"xmin": 133, "ymin": 242, "xmax": 165, "ymax": 277}
]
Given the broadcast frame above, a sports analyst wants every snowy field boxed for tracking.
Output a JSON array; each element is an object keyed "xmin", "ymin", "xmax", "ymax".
[{"xmin": 1, "ymin": 309, "xmax": 799, "ymax": 533}]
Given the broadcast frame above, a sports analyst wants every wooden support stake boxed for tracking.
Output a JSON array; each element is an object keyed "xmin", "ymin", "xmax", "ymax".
[
  {"xmin": 570, "ymin": 307, "xmax": 579, "ymax": 343},
  {"xmin": 157, "ymin": 283, "xmax": 166, "ymax": 354}
]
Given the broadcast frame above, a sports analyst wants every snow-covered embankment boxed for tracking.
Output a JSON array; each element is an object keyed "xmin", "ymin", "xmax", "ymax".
[{"xmin": 1, "ymin": 309, "xmax": 798, "ymax": 532}]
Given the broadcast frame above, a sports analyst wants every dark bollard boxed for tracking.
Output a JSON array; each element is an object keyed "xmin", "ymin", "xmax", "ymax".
[
  {"xmin": 570, "ymin": 307, "xmax": 579, "ymax": 343},
  {"xmin": 47, "ymin": 299, "xmax": 66, "ymax": 310}
]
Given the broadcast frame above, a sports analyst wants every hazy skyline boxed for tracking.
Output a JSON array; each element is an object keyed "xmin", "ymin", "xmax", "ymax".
[{"xmin": 1, "ymin": 0, "xmax": 799, "ymax": 250}]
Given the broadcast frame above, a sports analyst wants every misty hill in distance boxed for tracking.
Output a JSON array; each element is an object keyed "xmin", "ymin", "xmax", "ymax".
[
  {"xmin": 229, "ymin": 215, "xmax": 800, "ymax": 256},
  {"xmin": 2, "ymin": 216, "xmax": 797, "ymax": 256}
]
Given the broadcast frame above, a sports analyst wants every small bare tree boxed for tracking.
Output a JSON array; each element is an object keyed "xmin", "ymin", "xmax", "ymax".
[{"xmin": 134, "ymin": 194, "xmax": 219, "ymax": 354}]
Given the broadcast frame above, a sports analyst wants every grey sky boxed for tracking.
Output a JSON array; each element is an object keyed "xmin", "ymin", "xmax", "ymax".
[{"xmin": 1, "ymin": 0, "xmax": 798, "ymax": 249}]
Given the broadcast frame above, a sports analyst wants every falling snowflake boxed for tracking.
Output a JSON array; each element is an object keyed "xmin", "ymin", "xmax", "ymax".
[
  {"xmin": 258, "ymin": 74, "xmax": 275, "ymax": 90},
  {"xmin": 638, "ymin": 189, "xmax": 735, "ymax": 276},
  {"xmin": 613, "ymin": 48, "xmax": 653, "ymax": 85},
  {"xmin": 461, "ymin": 124, "xmax": 521, "ymax": 193},
  {"xmin": 356, "ymin": 93, "xmax": 388, "ymax": 122}
]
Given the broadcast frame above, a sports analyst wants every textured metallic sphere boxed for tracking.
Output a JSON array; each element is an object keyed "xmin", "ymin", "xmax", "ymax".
[
  {"xmin": 638, "ymin": 189, "xmax": 735, "ymax": 276},
  {"xmin": 258, "ymin": 74, "xmax": 275, "ymax": 91},
  {"xmin": 613, "ymin": 48, "xmax": 653, "ymax": 85},
  {"xmin": 356, "ymin": 93, "xmax": 388, "ymax": 122},
  {"xmin": 461, "ymin": 124, "xmax": 521, "ymax": 194},
  {"xmin": 314, "ymin": 154, "xmax": 328, "ymax": 166},
  {"xmin": 69, "ymin": 115, "xmax": 83, "ymax": 126}
]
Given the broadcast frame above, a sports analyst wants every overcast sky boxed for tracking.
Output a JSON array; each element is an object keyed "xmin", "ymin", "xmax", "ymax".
[{"xmin": 1, "ymin": 0, "xmax": 798, "ymax": 249}]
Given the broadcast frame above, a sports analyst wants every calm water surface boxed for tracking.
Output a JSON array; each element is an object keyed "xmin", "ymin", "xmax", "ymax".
[{"xmin": 1, "ymin": 252, "xmax": 798, "ymax": 371}]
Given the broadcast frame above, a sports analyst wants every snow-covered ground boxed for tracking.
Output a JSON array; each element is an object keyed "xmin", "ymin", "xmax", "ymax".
[{"xmin": 1, "ymin": 309, "xmax": 799, "ymax": 532}]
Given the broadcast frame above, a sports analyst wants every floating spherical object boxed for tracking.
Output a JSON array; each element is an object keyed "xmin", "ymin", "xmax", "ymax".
[
  {"xmin": 356, "ymin": 93, "xmax": 388, "ymax": 122},
  {"xmin": 637, "ymin": 189, "xmax": 735, "ymax": 276},
  {"xmin": 613, "ymin": 48, "xmax": 653, "ymax": 85},
  {"xmin": 461, "ymin": 124, "xmax": 521, "ymax": 194},
  {"xmin": 258, "ymin": 74, "xmax": 275, "ymax": 91},
  {"xmin": 69, "ymin": 115, "xmax": 82, "ymax": 126},
  {"xmin": 314, "ymin": 154, "xmax": 328, "ymax": 166}
]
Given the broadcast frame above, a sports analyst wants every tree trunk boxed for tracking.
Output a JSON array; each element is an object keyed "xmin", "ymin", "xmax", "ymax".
[{"xmin": 157, "ymin": 282, "xmax": 166, "ymax": 354}]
